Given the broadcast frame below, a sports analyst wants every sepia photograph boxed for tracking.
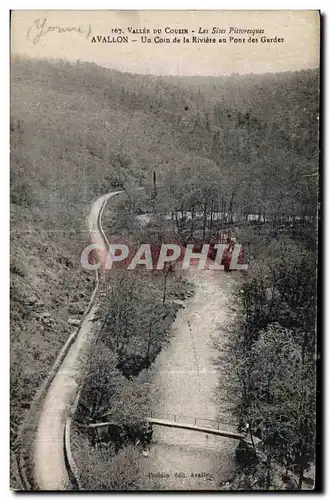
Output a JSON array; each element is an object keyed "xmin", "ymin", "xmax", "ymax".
[{"xmin": 10, "ymin": 10, "xmax": 320, "ymax": 491}]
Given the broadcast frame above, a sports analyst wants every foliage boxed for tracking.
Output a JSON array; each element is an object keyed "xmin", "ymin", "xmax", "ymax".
[
  {"xmin": 224, "ymin": 236, "xmax": 316, "ymax": 489},
  {"xmin": 72, "ymin": 432, "xmax": 142, "ymax": 490}
]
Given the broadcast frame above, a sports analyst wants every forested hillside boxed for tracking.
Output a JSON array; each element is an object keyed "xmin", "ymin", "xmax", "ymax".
[
  {"xmin": 11, "ymin": 56, "xmax": 319, "ymax": 489},
  {"xmin": 11, "ymin": 56, "xmax": 319, "ymax": 209}
]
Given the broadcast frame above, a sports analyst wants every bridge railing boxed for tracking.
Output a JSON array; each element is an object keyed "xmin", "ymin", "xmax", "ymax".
[{"xmin": 148, "ymin": 412, "xmax": 233, "ymax": 431}]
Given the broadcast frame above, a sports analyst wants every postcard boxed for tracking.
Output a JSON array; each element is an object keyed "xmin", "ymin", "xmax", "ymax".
[{"xmin": 10, "ymin": 10, "xmax": 320, "ymax": 491}]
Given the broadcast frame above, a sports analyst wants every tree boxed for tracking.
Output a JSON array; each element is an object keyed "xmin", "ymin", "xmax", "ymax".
[{"xmin": 238, "ymin": 324, "xmax": 315, "ymax": 488}]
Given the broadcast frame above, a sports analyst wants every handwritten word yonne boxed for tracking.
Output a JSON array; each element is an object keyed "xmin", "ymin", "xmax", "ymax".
[{"xmin": 27, "ymin": 18, "xmax": 92, "ymax": 45}]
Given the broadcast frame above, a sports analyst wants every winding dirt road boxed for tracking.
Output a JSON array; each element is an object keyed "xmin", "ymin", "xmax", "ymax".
[
  {"xmin": 142, "ymin": 269, "xmax": 238, "ymax": 490},
  {"xmin": 33, "ymin": 192, "xmax": 120, "ymax": 490}
]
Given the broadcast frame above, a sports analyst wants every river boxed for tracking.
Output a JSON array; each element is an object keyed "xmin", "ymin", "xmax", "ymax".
[{"xmin": 140, "ymin": 269, "xmax": 239, "ymax": 490}]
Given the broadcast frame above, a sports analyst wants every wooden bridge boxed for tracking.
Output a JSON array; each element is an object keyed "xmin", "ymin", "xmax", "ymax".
[
  {"xmin": 146, "ymin": 417, "xmax": 246, "ymax": 440},
  {"xmin": 88, "ymin": 413, "xmax": 250, "ymax": 442}
]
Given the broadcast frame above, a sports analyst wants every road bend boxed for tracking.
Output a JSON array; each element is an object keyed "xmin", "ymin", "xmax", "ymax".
[{"xmin": 33, "ymin": 191, "xmax": 121, "ymax": 490}]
